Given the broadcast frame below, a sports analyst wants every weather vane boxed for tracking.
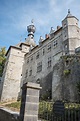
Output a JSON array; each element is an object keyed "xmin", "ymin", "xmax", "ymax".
[{"xmin": 31, "ymin": 19, "xmax": 34, "ymax": 24}]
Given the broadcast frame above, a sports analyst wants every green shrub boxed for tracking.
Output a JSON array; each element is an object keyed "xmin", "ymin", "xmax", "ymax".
[
  {"xmin": 5, "ymin": 101, "xmax": 21, "ymax": 109},
  {"xmin": 63, "ymin": 69, "xmax": 71, "ymax": 76}
]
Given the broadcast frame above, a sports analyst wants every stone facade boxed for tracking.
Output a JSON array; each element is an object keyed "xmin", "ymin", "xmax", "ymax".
[
  {"xmin": 21, "ymin": 11, "xmax": 80, "ymax": 99},
  {"xmin": 52, "ymin": 55, "xmax": 80, "ymax": 102},
  {"xmin": 1, "ymin": 11, "xmax": 80, "ymax": 102},
  {"xmin": 0, "ymin": 44, "xmax": 30, "ymax": 102}
]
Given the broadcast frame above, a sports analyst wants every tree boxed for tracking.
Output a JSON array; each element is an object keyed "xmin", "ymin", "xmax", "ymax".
[{"xmin": 0, "ymin": 47, "xmax": 6, "ymax": 77}]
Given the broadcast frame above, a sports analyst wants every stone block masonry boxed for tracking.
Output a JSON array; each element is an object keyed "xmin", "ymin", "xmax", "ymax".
[{"xmin": 20, "ymin": 82, "xmax": 42, "ymax": 121}]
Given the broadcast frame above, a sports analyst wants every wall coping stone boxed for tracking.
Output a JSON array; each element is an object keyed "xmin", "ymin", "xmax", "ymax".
[
  {"xmin": 0, "ymin": 107, "xmax": 19, "ymax": 115},
  {"xmin": 22, "ymin": 82, "xmax": 42, "ymax": 90}
]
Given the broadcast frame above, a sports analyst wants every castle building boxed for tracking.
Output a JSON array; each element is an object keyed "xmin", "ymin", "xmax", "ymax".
[{"xmin": 0, "ymin": 10, "xmax": 80, "ymax": 102}]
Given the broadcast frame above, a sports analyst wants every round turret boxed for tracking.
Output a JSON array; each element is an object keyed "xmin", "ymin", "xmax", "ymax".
[
  {"xmin": 25, "ymin": 20, "xmax": 36, "ymax": 47},
  {"xmin": 27, "ymin": 20, "xmax": 36, "ymax": 37},
  {"xmin": 27, "ymin": 25, "xmax": 36, "ymax": 34}
]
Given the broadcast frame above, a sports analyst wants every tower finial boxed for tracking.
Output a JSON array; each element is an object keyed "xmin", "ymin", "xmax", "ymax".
[
  {"xmin": 68, "ymin": 9, "xmax": 70, "ymax": 14},
  {"xmin": 67, "ymin": 9, "xmax": 72, "ymax": 17},
  {"xmin": 31, "ymin": 19, "xmax": 34, "ymax": 25}
]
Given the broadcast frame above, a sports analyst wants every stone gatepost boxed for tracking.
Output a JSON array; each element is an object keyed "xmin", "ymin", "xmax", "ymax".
[{"xmin": 20, "ymin": 82, "xmax": 42, "ymax": 121}]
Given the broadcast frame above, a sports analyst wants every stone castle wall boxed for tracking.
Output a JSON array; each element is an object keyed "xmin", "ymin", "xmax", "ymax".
[
  {"xmin": 1, "ymin": 12, "xmax": 80, "ymax": 102},
  {"xmin": 52, "ymin": 55, "xmax": 80, "ymax": 102}
]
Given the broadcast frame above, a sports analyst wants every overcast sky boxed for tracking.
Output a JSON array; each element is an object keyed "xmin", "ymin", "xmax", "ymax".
[{"xmin": 0, "ymin": 0, "xmax": 80, "ymax": 49}]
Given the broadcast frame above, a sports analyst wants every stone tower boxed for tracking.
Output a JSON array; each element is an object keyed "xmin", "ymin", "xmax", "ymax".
[
  {"xmin": 62, "ymin": 9, "xmax": 80, "ymax": 55},
  {"xmin": 52, "ymin": 10, "xmax": 80, "ymax": 101},
  {"xmin": 0, "ymin": 21, "xmax": 36, "ymax": 102}
]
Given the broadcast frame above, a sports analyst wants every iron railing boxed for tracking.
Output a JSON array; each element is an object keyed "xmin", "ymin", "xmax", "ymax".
[{"xmin": 38, "ymin": 101, "xmax": 80, "ymax": 121}]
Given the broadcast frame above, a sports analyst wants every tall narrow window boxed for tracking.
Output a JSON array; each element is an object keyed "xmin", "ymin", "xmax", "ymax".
[
  {"xmin": 27, "ymin": 58, "xmax": 29, "ymax": 63},
  {"xmin": 29, "ymin": 68, "xmax": 32, "ymax": 76},
  {"xmin": 53, "ymin": 40, "xmax": 58, "ymax": 48},
  {"xmin": 47, "ymin": 44, "xmax": 51, "ymax": 52},
  {"xmin": 64, "ymin": 44, "xmax": 68, "ymax": 55},
  {"xmin": 48, "ymin": 57, "xmax": 51, "ymax": 68},
  {"xmin": 36, "ymin": 52, "xmax": 39, "ymax": 59},
  {"xmin": 31, "ymin": 56, "xmax": 33, "ymax": 61},
  {"xmin": 37, "ymin": 62, "xmax": 42, "ymax": 72},
  {"xmin": 43, "ymin": 48, "xmax": 45, "ymax": 55},
  {"xmin": 25, "ymin": 69, "xmax": 28, "ymax": 78}
]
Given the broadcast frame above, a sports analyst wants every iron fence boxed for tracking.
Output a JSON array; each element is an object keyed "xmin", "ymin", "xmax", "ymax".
[{"xmin": 38, "ymin": 101, "xmax": 80, "ymax": 121}]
